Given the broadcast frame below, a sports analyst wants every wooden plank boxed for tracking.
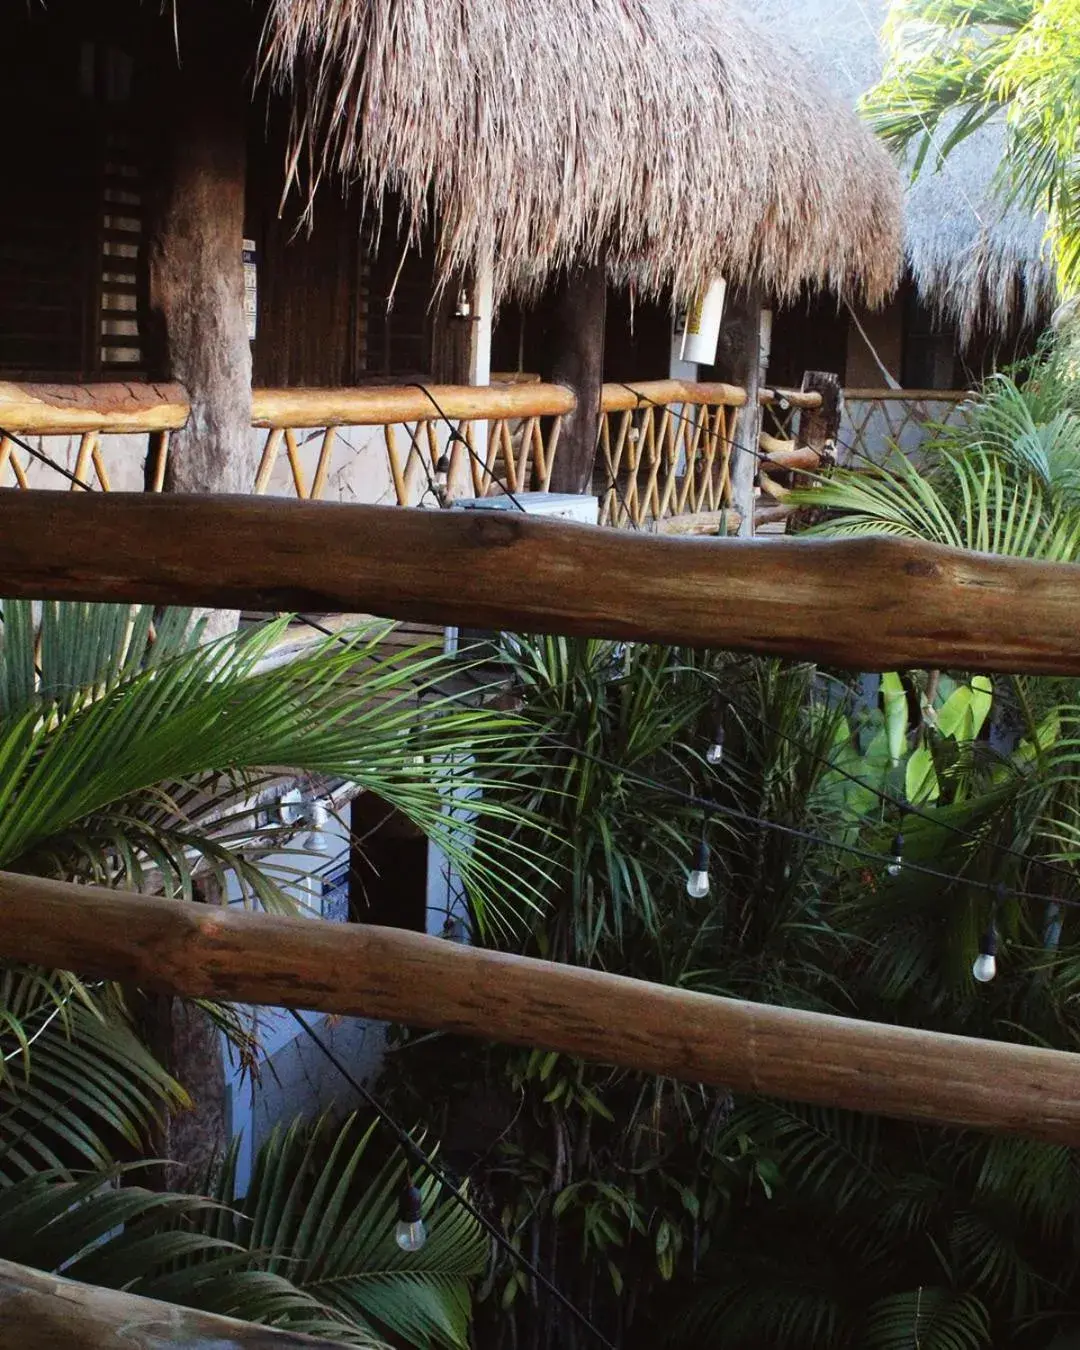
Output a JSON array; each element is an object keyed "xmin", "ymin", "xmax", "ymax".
[
  {"xmin": 653, "ymin": 509, "xmax": 742, "ymax": 536},
  {"xmin": 2, "ymin": 871, "xmax": 1080, "ymax": 1144},
  {"xmin": 2, "ymin": 492, "xmax": 1080, "ymax": 673},
  {"xmin": 844, "ymin": 388, "xmax": 971, "ymax": 402},
  {"xmin": 0, "ymin": 381, "xmax": 189, "ymax": 435},
  {"xmin": 0, "ymin": 1257, "xmax": 350, "ymax": 1348},
  {"xmin": 251, "ymin": 382, "xmax": 576, "ymax": 428}
]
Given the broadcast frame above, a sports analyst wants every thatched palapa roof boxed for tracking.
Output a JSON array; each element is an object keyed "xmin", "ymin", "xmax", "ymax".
[
  {"xmin": 261, "ymin": 0, "xmax": 902, "ymax": 305},
  {"xmin": 744, "ymin": 0, "xmax": 1055, "ymax": 339}
]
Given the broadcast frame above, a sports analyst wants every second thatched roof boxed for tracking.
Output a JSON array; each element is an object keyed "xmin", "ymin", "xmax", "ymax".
[
  {"xmin": 262, "ymin": 0, "xmax": 902, "ymax": 305},
  {"xmin": 745, "ymin": 0, "xmax": 1055, "ymax": 339}
]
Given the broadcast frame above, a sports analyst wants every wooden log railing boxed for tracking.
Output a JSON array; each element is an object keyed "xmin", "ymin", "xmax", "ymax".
[
  {"xmin": 3, "ymin": 871, "xmax": 1080, "ymax": 1145},
  {"xmin": 842, "ymin": 386, "xmax": 972, "ymax": 464},
  {"xmin": 0, "ymin": 381, "xmax": 579, "ymax": 506},
  {"xmin": 0, "ymin": 380, "xmax": 838, "ymax": 533},
  {"xmin": 4, "ymin": 492, "xmax": 1080, "ymax": 675},
  {"xmin": 0, "ymin": 1257, "xmax": 350, "ymax": 1348},
  {"xmin": 595, "ymin": 380, "xmax": 746, "ymax": 528},
  {"xmin": 250, "ymin": 383, "xmax": 575, "ymax": 504}
]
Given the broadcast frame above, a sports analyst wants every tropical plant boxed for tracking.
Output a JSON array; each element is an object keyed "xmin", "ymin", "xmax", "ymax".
[
  {"xmin": 381, "ymin": 637, "xmax": 870, "ymax": 1350},
  {"xmin": 862, "ymin": 0, "xmax": 1080, "ymax": 300},
  {"xmin": 0, "ymin": 1114, "xmax": 488, "ymax": 1349},
  {"xmin": 0, "ymin": 600, "xmax": 547, "ymax": 1344}
]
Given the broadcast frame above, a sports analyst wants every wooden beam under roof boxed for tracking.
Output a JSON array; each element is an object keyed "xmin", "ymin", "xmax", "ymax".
[
  {"xmin": 1, "ymin": 491, "xmax": 1080, "ymax": 674},
  {"xmin": 1, "ymin": 870, "xmax": 1079, "ymax": 1145}
]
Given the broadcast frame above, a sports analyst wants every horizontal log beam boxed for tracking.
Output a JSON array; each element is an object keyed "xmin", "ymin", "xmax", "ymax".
[
  {"xmin": 601, "ymin": 379, "xmax": 746, "ymax": 412},
  {"xmin": 0, "ymin": 1258, "xmax": 348, "ymax": 1348},
  {"xmin": 0, "ymin": 382, "xmax": 190, "ymax": 436},
  {"xmin": 758, "ymin": 386, "xmax": 823, "ymax": 409},
  {"xmin": 1, "ymin": 872, "xmax": 1079, "ymax": 1144},
  {"xmin": 252, "ymin": 382, "xmax": 576, "ymax": 428},
  {"xmin": 844, "ymin": 388, "xmax": 971, "ymax": 403},
  {"xmin": 760, "ymin": 446, "xmax": 822, "ymax": 472},
  {"xmin": 2, "ymin": 492, "xmax": 1080, "ymax": 673}
]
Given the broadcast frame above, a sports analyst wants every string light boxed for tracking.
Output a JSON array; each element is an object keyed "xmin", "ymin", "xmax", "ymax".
[
  {"xmin": 885, "ymin": 830, "xmax": 904, "ymax": 879},
  {"xmin": 972, "ymin": 924, "xmax": 998, "ymax": 984},
  {"xmin": 395, "ymin": 1182, "xmax": 428, "ymax": 1252},
  {"xmin": 705, "ymin": 718, "xmax": 726, "ymax": 767},
  {"xmin": 434, "ymin": 451, "xmax": 451, "ymax": 491},
  {"xmin": 973, "ymin": 882, "xmax": 1004, "ymax": 984},
  {"xmin": 686, "ymin": 816, "xmax": 711, "ymax": 898}
]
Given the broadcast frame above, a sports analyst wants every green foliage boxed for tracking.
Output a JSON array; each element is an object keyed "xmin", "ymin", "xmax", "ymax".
[
  {"xmin": 0, "ymin": 601, "xmax": 547, "ymax": 933},
  {"xmin": 862, "ymin": 0, "xmax": 1080, "ymax": 299},
  {"xmin": 0, "ymin": 601, "xmax": 545, "ymax": 1345},
  {"xmin": 0, "ymin": 1117, "xmax": 487, "ymax": 1350}
]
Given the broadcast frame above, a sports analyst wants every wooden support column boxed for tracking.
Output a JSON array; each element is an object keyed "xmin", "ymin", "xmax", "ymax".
[
  {"xmin": 145, "ymin": 0, "xmax": 254, "ymax": 497},
  {"xmin": 540, "ymin": 260, "xmax": 608, "ymax": 495},
  {"xmin": 714, "ymin": 287, "xmax": 765, "ymax": 537},
  {"xmin": 797, "ymin": 370, "xmax": 844, "ymax": 463},
  {"xmin": 3, "ymin": 872, "xmax": 1080, "ymax": 1145}
]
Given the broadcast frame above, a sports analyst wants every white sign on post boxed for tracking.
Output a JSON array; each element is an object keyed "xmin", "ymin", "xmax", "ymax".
[{"xmin": 678, "ymin": 277, "xmax": 727, "ymax": 366}]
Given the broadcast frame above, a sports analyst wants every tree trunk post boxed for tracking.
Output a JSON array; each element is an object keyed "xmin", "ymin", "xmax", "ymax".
[
  {"xmin": 797, "ymin": 370, "xmax": 844, "ymax": 464},
  {"xmin": 145, "ymin": 0, "xmax": 254, "ymax": 498},
  {"xmin": 714, "ymin": 287, "xmax": 765, "ymax": 537},
  {"xmin": 541, "ymin": 260, "xmax": 607, "ymax": 496}
]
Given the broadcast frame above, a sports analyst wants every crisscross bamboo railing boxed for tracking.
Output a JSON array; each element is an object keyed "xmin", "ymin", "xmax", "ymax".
[
  {"xmin": 0, "ymin": 380, "xmax": 829, "ymax": 530},
  {"xmin": 595, "ymin": 380, "xmax": 746, "ymax": 527},
  {"xmin": 249, "ymin": 384, "xmax": 575, "ymax": 504}
]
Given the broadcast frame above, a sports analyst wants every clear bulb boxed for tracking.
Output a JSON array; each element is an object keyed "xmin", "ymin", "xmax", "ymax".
[
  {"xmin": 434, "ymin": 453, "xmax": 451, "ymax": 489},
  {"xmin": 884, "ymin": 831, "xmax": 904, "ymax": 878},
  {"xmin": 972, "ymin": 952, "xmax": 997, "ymax": 984},
  {"xmin": 686, "ymin": 869, "xmax": 710, "ymax": 899},
  {"xmin": 395, "ymin": 1218, "xmax": 428, "ymax": 1252},
  {"xmin": 705, "ymin": 742, "xmax": 724, "ymax": 766}
]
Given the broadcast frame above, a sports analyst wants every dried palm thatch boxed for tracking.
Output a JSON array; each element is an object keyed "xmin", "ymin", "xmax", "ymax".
[
  {"xmin": 745, "ymin": 0, "xmax": 1055, "ymax": 340},
  {"xmin": 260, "ymin": 0, "xmax": 902, "ymax": 306}
]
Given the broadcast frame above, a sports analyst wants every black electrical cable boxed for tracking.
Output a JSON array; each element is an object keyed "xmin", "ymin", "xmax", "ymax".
[
  {"xmin": 716, "ymin": 686, "xmax": 1080, "ymax": 893},
  {"xmin": 286, "ymin": 1009, "xmax": 617, "ymax": 1350}
]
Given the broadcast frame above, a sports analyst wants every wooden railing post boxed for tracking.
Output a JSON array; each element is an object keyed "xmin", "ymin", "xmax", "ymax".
[{"xmin": 797, "ymin": 370, "xmax": 843, "ymax": 464}]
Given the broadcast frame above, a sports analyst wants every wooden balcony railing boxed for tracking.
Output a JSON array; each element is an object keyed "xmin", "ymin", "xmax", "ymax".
[
  {"xmin": 842, "ymin": 387, "xmax": 971, "ymax": 463},
  {"xmin": 596, "ymin": 380, "xmax": 747, "ymax": 528},
  {"xmin": 2, "ymin": 379, "xmax": 797, "ymax": 528},
  {"xmin": 250, "ymin": 384, "xmax": 575, "ymax": 504}
]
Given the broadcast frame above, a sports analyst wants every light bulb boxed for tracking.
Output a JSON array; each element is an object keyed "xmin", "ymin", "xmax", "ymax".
[
  {"xmin": 885, "ymin": 831, "xmax": 904, "ymax": 878},
  {"xmin": 972, "ymin": 924, "xmax": 998, "ymax": 984},
  {"xmin": 434, "ymin": 452, "xmax": 451, "ymax": 489},
  {"xmin": 686, "ymin": 839, "xmax": 710, "ymax": 898},
  {"xmin": 395, "ymin": 1184, "xmax": 427, "ymax": 1253},
  {"xmin": 705, "ymin": 729, "xmax": 725, "ymax": 766}
]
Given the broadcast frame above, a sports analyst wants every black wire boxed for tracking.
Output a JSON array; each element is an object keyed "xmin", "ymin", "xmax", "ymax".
[
  {"xmin": 718, "ymin": 686, "xmax": 1080, "ymax": 893},
  {"xmin": 401, "ymin": 383, "xmax": 1080, "ymax": 892},
  {"xmin": 289, "ymin": 606, "xmax": 1080, "ymax": 913},
  {"xmin": 0, "ymin": 426, "xmax": 97, "ymax": 491},
  {"xmin": 286, "ymin": 1009, "xmax": 617, "ymax": 1350}
]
